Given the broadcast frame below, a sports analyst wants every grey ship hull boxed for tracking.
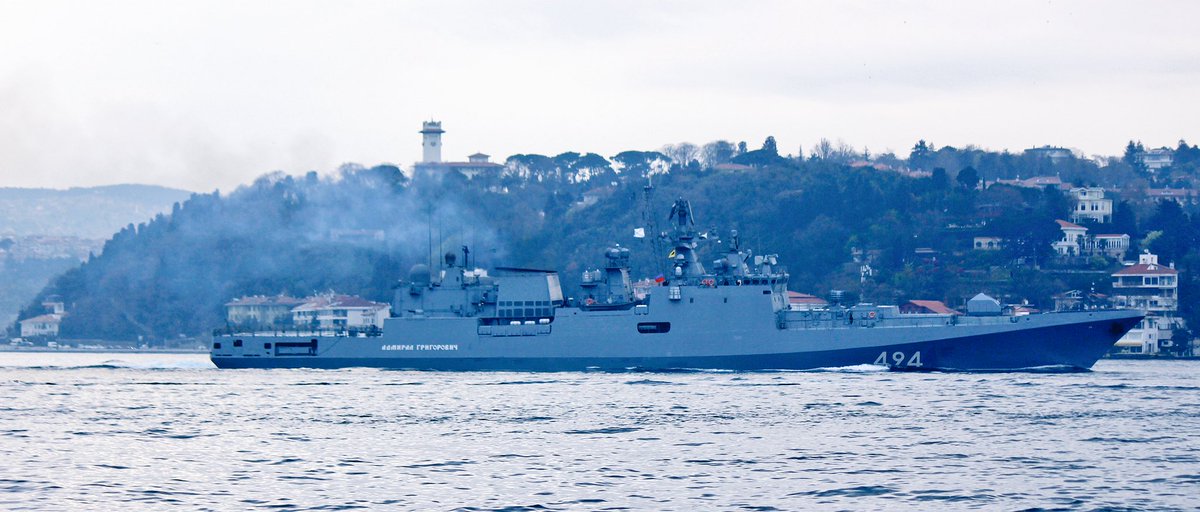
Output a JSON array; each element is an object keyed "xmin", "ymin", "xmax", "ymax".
[{"xmin": 212, "ymin": 288, "xmax": 1142, "ymax": 372}]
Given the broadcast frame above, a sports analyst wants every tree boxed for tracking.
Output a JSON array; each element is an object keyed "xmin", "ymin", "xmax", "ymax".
[
  {"xmin": 1175, "ymin": 139, "xmax": 1200, "ymax": 166},
  {"xmin": 1123, "ymin": 140, "xmax": 1146, "ymax": 172},
  {"xmin": 662, "ymin": 143, "xmax": 700, "ymax": 167},
  {"xmin": 701, "ymin": 140, "xmax": 736, "ymax": 168},
  {"xmin": 956, "ymin": 166, "xmax": 980, "ymax": 190},
  {"xmin": 1111, "ymin": 200, "xmax": 1138, "ymax": 237},
  {"xmin": 909, "ymin": 140, "xmax": 934, "ymax": 170},
  {"xmin": 930, "ymin": 168, "xmax": 949, "ymax": 190},
  {"xmin": 812, "ymin": 138, "xmax": 834, "ymax": 160},
  {"xmin": 737, "ymin": 141, "xmax": 748, "ymax": 155},
  {"xmin": 611, "ymin": 151, "xmax": 669, "ymax": 177},
  {"xmin": 761, "ymin": 136, "xmax": 779, "ymax": 156}
]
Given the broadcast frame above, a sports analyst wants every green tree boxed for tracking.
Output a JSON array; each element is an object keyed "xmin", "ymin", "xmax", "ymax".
[
  {"xmin": 761, "ymin": 136, "xmax": 779, "ymax": 156},
  {"xmin": 956, "ymin": 166, "xmax": 979, "ymax": 190},
  {"xmin": 909, "ymin": 140, "xmax": 934, "ymax": 170}
]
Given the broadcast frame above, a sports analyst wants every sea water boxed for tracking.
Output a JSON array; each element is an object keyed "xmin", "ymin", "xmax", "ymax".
[{"xmin": 1, "ymin": 352, "xmax": 1197, "ymax": 511}]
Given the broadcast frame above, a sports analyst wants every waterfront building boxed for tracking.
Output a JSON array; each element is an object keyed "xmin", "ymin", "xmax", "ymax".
[
  {"xmin": 19, "ymin": 314, "xmax": 61, "ymax": 338},
  {"xmin": 1111, "ymin": 251, "xmax": 1183, "ymax": 354}
]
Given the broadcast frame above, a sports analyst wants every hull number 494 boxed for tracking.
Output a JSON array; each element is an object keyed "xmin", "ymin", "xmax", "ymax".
[{"xmin": 874, "ymin": 351, "xmax": 922, "ymax": 367}]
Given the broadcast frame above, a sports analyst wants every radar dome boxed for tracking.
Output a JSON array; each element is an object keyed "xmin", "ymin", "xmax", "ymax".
[{"xmin": 409, "ymin": 264, "xmax": 432, "ymax": 286}]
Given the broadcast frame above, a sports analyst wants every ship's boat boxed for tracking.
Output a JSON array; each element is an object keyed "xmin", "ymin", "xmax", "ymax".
[{"xmin": 211, "ymin": 199, "xmax": 1142, "ymax": 372}]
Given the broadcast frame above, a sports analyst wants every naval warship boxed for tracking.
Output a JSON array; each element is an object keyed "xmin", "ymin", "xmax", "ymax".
[{"xmin": 211, "ymin": 198, "xmax": 1142, "ymax": 372}]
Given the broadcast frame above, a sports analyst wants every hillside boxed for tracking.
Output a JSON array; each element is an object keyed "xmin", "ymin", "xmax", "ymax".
[
  {"xmin": 17, "ymin": 140, "xmax": 1200, "ymax": 343},
  {"xmin": 0, "ymin": 184, "xmax": 193, "ymax": 238},
  {"xmin": 0, "ymin": 184, "xmax": 194, "ymax": 328}
]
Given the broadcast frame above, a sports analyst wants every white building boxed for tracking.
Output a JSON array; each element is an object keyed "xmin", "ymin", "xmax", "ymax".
[
  {"xmin": 19, "ymin": 314, "xmax": 62, "ymax": 338},
  {"xmin": 1051, "ymin": 220, "xmax": 1131, "ymax": 260},
  {"xmin": 1069, "ymin": 187, "xmax": 1113, "ymax": 224},
  {"xmin": 1141, "ymin": 147, "xmax": 1174, "ymax": 171},
  {"xmin": 1052, "ymin": 220, "xmax": 1088, "ymax": 256},
  {"xmin": 292, "ymin": 294, "xmax": 389, "ymax": 331},
  {"xmin": 420, "ymin": 121, "xmax": 444, "ymax": 163},
  {"xmin": 1024, "ymin": 146, "xmax": 1074, "ymax": 164},
  {"xmin": 225, "ymin": 295, "xmax": 306, "ymax": 327},
  {"xmin": 973, "ymin": 236, "xmax": 1003, "ymax": 251},
  {"xmin": 1111, "ymin": 251, "xmax": 1182, "ymax": 354},
  {"xmin": 412, "ymin": 121, "xmax": 504, "ymax": 178},
  {"xmin": 1091, "ymin": 234, "xmax": 1131, "ymax": 260}
]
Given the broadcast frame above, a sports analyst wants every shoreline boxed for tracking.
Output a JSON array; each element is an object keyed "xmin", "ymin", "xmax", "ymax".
[{"xmin": 1, "ymin": 347, "xmax": 208, "ymax": 354}]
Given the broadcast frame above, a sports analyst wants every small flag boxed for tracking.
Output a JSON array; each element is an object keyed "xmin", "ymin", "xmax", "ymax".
[
  {"xmin": 633, "ymin": 227, "xmax": 645, "ymax": 239},
  {"xmin": 654, "ymin": 274, "xmax": 666, "ymax": 283}
]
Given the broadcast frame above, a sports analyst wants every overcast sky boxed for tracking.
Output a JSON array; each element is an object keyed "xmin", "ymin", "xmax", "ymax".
[{"xmin": 2, "ymin": 1, "xmax": 1197, "ymax": 192}]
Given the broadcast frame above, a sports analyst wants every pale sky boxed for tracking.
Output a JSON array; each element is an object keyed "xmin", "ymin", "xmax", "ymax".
[{"xmin": 1, "ymin": 0, "xmax": 1197, "ymax": 192}]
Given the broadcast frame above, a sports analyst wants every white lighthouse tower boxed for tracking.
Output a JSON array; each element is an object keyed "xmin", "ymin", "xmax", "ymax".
[{"xmin": 420, "ymin": 121, "xmax": 444, "ymax": 163}]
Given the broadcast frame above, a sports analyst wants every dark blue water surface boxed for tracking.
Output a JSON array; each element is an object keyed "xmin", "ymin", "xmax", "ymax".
[{"xmin": 1, "ymin": 353, "xmax": 1198, "ymax": 511}]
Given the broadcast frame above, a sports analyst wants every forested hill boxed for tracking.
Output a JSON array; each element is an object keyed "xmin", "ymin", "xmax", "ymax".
[{"xmin": 18, "ymin": 138, "xmax": 1200, "ymax": 342}]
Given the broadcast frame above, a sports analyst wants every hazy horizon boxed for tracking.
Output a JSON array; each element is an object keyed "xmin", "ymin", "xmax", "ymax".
[{"xmin": 2, "ymin": 0, "xmax": 1197, "ymax": 192}]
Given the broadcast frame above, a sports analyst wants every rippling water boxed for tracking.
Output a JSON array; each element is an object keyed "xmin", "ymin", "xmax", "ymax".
[{"xmin": 1, "ymin": 352, "xmax": 1198, "ymax": 511}]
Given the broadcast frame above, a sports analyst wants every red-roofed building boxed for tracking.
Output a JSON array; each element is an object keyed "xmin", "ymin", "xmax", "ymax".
[
  {"xmin": 1111, "ymin": 251, "xmax": 1184, "ymax": 354},
  {"xmin": 1052, "ymin": 219, "xmax": 1088, "ymax": 256},
  {"xmin": 19, "ymin": 313, "xmax": 62, "ymax": 338},
  {"xmin": 1146, "ymin": 188, "xmax": 1199, "ymax": 205},
  {"xmin": 899, "ymin": 300, "xmax": 960, "ymax": 315},
  {"xmin": 787, "ymin": 292, "xmax": 828, "ymax": 311},
  {"xmin": 1051, "ymin": 220, "xmax": 1131, "ymax": 260}
]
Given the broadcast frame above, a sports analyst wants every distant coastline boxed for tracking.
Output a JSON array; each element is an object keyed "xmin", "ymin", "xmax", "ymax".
[{"xmin": 0, "ymin": 346, "xmax": 207, "ymax": 354}]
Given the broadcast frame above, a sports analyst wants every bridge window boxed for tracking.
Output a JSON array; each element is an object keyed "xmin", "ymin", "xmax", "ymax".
[
  {"xmin": 233, "ymin": 339, "xmax": 243, "ymax": 347},
  {"xmin": 637, "ymin": 322, "xmax": 671, "ymax": 334}
]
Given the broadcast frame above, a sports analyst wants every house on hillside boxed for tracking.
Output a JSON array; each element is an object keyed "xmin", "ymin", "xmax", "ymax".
[
  {"xmin": 1053, "ymin": 290, "xmax": 1109, "ymax": 311},
  {"xmin": 1091, "ymin": 233, "xmax": 1130, "ymax": 260},
  {"xmin": 1069, "ymin": 187, "xmax": 1113, "ymax": 224},
  {"xmin": 1024, "ymin": 146, "xmax": 1074, "ymax": 164},
  {"xmin": 1051, "ymin": 220, "xmax": 1129, "ymax": 260},
  {"xmin": 225, "ymin": 295, "xmax": 306, "ymax": 327},
  {"xmin": 1146, "ymin": 188, "xmax": 1199, "ymax": 206},
  {"xmin": 1052, "ymin": 220, "xmax": 1088, "ymax": 256},
  {"xmin": 993, "ymin": 175, "xmax": 1066, "ymax": 190},
  {"xmin": 973, "ymin": 236, "xmax": 1003, "ymax": 251},
  {"xmin": 1141, "ymin": 147, "xmax": 1174, "ymax": 171}
]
